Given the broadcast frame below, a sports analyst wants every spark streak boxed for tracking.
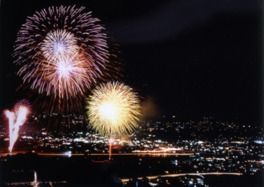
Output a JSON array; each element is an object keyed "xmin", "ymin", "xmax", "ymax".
[{"xmin": 4, "ymin": 101, "xmax": 30, "ymax": 153}]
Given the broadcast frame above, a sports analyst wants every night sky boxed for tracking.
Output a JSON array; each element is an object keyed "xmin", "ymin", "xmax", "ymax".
[{"xmin": 0, "ymin": 0, "xmax": 262, "ymax": 123}]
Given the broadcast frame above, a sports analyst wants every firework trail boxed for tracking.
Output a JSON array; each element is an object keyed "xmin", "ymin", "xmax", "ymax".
[
  {"xmin": 86, "ymin": 82, "xmax": 141, "ymax": 138},
  {"xmin": 14, "ymin": 6, "xmax": 110, "ymax": 101},
  {"xmin": 4, "ymin": 100, "xmax": 30, "ymax": 153}
]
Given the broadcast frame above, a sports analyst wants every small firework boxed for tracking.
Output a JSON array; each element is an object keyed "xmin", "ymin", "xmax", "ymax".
[
  {"xmin": 4, "ymin": 100, "xmax": 31, "ymax": 153},
  {"xmin": 86, "ymin": 82, "xmax": 141, "ymax": 137},
  {"xmin": 14, "ymin": 6, "xmax": 109, "ymax": 100}
]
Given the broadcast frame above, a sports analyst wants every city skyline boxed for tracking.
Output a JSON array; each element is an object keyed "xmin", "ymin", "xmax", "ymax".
[{"xmin": 0, "ymin": 0, "xmax": 262, "ymax": 124}]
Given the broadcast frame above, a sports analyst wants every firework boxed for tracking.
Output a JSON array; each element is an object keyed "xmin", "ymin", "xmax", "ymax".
[
  {"xmin": 86, "ymin": 82, "xmax": 141, "ymax": 137},
  {"xmin": 14, "ymin": 6, "xmax": 109, "ymax": 100},
  {"xmin": 4, "ymin": 100, "xmax": 31, "ymax": 153}
]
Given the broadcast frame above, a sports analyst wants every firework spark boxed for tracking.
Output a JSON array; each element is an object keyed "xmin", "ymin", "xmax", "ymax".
[
  {"xmin": 86, "ymin": 82, "xmax": 141, "ymax": 138},
  {"xmin": 4, "ymin": 101, "xmax": 30, "ymax": 153},
  {"xmin": 14, "ymin": 6, "xmax": 109, "ymax": 100}
]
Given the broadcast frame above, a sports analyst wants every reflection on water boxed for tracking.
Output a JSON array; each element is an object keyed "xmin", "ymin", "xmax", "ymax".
[
  {"xmin": 5, "ymin": 180, "xmax": 68, "ymax": 187},
  {"xmin": 4, "ymin": 171, "xmax": 67, "ymax": 187}
]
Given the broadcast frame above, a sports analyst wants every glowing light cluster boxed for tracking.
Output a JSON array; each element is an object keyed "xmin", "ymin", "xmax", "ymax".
[
  {"xmin": 14, "ymin": 6, "xmax": 109, "ymax": 100},
  {"xmin": 86, "ymin": 82, "xmax": 141, "ymax": 137},
  {"xmin": 41, "ymin": 30, "xmax": 78, "ymax": 60},
  {"xmin": 4, "ymin": 101, "xmax": 30, "ymax": 153}
]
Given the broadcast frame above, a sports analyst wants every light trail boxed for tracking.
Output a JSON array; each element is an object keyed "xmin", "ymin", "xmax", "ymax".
[
  {"xmin": 38, "ymin": 152, "xmax": 194, "ymax": 157},
  {"xmin": 121, "ymin": 172, "xmax": 243, "ymax": 183},
  {"xmin": 0, "ymin": 151, "xmax": 194, "ymax": 157}
]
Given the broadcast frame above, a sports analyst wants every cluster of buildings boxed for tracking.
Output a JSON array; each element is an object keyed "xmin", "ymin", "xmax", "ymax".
[{"xmin": 0, "ymin": 114, "xmax": 263, "ymax": 178}]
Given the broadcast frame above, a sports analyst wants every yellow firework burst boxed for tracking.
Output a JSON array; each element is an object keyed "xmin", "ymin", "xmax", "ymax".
[{"xmin": 86, "ymin": 82, "xmax": 141, "ymax": 137}]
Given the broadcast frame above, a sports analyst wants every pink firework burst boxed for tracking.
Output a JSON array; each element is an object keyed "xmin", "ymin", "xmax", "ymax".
[{"xmin": 14, "ymin": 6, "xmax": 109, "ymax": 100}]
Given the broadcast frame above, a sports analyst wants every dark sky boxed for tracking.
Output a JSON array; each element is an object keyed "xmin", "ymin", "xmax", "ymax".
[{"xmin": 0, "ymin": 0, "xmax": 262, "ymax": 123}]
